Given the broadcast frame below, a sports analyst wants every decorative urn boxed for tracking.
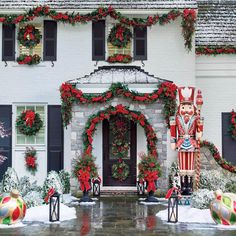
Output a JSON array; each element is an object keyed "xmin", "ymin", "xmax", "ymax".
[{"xmin": 0, "ymin": 189, "xmax": 27, "ymax": 225}]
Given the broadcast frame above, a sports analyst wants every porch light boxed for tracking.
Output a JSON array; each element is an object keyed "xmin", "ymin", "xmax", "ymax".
[
  {"xmin": 49, "ymin": 192, "xmax": 60, "ymax": 222},
  {"xmin": 92, "ymin": 179, "xmax": 101, "ymax": 197},
  {"xmin": 167, "ymin": 191, "xmax": 178, "ymax": 223}
]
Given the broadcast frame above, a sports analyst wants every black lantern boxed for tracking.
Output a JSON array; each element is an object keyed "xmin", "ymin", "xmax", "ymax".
[
  {"xmin": 49, "ymin": 192, "xmax": 60, "ymax": 222},
  {"xmin": 92, "ymin": 179, "xmax": 100, "ymax": 197},
  {"xmin": 137, "ymin": 179, "xmax": 145, "ymax": 196},
  {"xmin": 167, "ymin": 192, "xmax": 178, "ymax": 223}
]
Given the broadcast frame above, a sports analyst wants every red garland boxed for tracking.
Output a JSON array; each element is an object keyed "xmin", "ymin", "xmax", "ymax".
[
  {"xmin": 77, "ymin": 169, "xmax": 91, "ymax": 192},
  {"xmin": 230, "ymin": 110, "xmax": 236, "ymax": 140},
  {"xmin": 200, "ymin": 140, "xmax": 236, "ymax": 173},
  {"xmin": 0, "ymin": 5, "xmax": 196, "ymax": 51},
  {"xmin": 60, "ymin": 81, "xmax": 177, "ymax": 127},
  {"xmin": 17, "ymin": 54, "xmax": 41, "ymax": 65},
  {"xmin": 196, "ymin": 46, "xmax": 236, "ymax": 55}
]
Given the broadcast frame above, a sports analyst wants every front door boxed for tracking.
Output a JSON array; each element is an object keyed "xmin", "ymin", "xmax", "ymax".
[{"xmin": 103, "ymin": 116, "xmax": 137, "ymax": 186}]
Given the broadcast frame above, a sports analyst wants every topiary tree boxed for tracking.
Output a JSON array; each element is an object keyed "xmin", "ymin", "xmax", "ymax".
[
  {"xmin": 1, "ymin": 167, "xmax": 19, "ymax": 193},
  {"xmin": 42, "ymin": 171, "xmax": 63, "ymax": 200},
  {"xmin": 59, "ymin": 170, "xmax": 70, "ymax": 194}
]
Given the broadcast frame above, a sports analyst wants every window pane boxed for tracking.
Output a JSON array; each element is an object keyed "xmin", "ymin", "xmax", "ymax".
[
  {"xmin": 17, "ymin": 136, "xmax": 25, "ymax": 144},
  {"xmin": 26, "ymin": 136, "xmax": 35, "ymax": 144},
  {"xmin": 135, "ymin": 40, "xmax": 145, "ymax": 56},
  {"xmin": 36, "ymin": 136, "xmax": 44, "ymax": 144}
]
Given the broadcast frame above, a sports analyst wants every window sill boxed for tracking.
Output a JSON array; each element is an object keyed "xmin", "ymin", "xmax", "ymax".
[{"xmin": 2, "ymin": 61, "xmax": 56, "ymax": 67}]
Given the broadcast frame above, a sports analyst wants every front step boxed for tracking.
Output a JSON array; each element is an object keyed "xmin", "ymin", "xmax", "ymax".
[{"xmin": 100, "ymin": 189, "xmax": 138, "ymax": 197}]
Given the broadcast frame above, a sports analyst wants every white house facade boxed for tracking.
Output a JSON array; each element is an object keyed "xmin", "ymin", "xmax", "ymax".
[{"xmin": 0, "ymin": 0, "xmax": 235, "ymax": 191}]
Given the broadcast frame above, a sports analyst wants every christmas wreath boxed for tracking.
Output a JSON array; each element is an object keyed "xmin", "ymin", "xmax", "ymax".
[
  {"xmin": 108, "ymin": 24, "xmax": 132, "ymax": 48},
  {"xmin": 16, "ymin": 110, "xmax": 43, "ymax": 136},
  {"xmin": 229, "ymin": 110, "xmax": 236, "ymax": 140},
  {"xmin": 112, "ymin": 159, "xmax": 130, "ymax": 181},
  {"xmin": 25, "ymin": 147, "xmax": 37, "ymax": 175},
  {"xmin": 18, "ymin": 24, "xmax": 42, "ymax": 48}
]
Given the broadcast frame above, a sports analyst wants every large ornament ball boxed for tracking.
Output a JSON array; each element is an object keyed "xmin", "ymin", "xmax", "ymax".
[
  {"xmin": 210, "ymin": 190, "xmax": 236, "ymax": 225},
  {"xmin": 0, "ymin": 189, "xmax": 27, "ymax": 225}
]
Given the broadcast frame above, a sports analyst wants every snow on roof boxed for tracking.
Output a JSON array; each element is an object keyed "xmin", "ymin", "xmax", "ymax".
[
  {"xmin": 69, "ymin": 66, "xmax": 168, "ymax": 85},
  {"xmin": 196, "ymin": 0, "xmax": 236, "ymax": 46},
  {"xmin": 0, "ymin": 0, "xmax": 197, "ymax": 10}
]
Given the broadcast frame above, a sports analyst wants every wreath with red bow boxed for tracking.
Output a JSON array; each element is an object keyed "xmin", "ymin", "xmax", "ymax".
[
  {"xmin": 112, "ymin": 158, "xmax": 130, "ymax": 181},
  {"xmin": 108, "ymin": 24, "xmax": 132, "ymax": 48},
  {"xmin": 25, "ymin": 147, "xmax": 37, "ymax": 175},
  {"xmin": 18, "ymin": 24, "xmax": 42, "ymax": 48},
  {"xmin": 16, "ymin": 110, "xmax": 43, "ymax": 136}
]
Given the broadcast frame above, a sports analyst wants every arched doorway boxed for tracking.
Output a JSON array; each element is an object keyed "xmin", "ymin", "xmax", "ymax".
[{"xmin": 102, "ymin": 115, "xmax": 137, "ymax": 186}]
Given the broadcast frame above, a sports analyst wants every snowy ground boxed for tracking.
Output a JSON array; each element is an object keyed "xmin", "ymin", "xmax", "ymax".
[{"xmin": 156, "ymin": 205, "xmax": 236, "ymax": 229}]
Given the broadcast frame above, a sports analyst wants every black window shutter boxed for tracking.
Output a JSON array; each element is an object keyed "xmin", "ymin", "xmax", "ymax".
[
  {"xmin": 2, "ymin": 24, "xmax": 15, "ymax": 61},
  {"xmin": 44, "ymin": 21, "xmax": 57, "ymax": 61},
  {"xmin": 134, "ymin": 27, "xmax": 147, "ymax": 60},
  {"xmin": 222, "ymin": 113, "xmax": 236, "ymax": 165},
  {"xmin": 92, "ymin": 20, "xmax": 105, "ymax": 61}
]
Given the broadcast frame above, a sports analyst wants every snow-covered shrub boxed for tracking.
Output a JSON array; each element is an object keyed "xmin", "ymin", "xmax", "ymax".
[
  {"xmin": 19, "ymin": 176, "xmax": 42, "ymax": 197},
  {"xmin": 225, "ymin": 181, "xmax": 236, "ymax": 193},
  {"xmin": 23, "ymin": 191, "xmax": 43, "ymax": 208},
  {"xmin": 59, "ymin": 170, "xmax": 70, "ymax": 194},
  {"xmin": 42, "ymin": 171, "xmax": 63, "ymax": 199},
  {"xmin": 1, "ymin": 167, "xmax": 19, "ymax": 192},
  {"xmin": 191, "ymin": 189, "xmax": 214, "ymax": 209}
]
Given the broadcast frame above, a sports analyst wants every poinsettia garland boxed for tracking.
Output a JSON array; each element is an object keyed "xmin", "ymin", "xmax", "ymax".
[
  {"xmin": 16, "ymin": 109, "xmax": 43, "ymax": 136},
  {"xmin": 196, "ymin": 46, "xmax": 236, "ymax": 55},
  {"xmin": 200, "ymin": 140, "xmax": 236, "ymax": 173},
  {"xmin": 138, "ymin": 152, "xmax": 161, "ymax": 193},
  {"xmin": 17, "ymin": 54, "xmax": 41, "ymax": 65},
  {"xmin": 72, "ymin": 154, "xmax": 98, "ymax": 192},
  {"xmin": 108, "ymin": 24, "xmax": 132, "ymax": 48},
  {"xmin": 229, "ymin": 110, "xmax": 236, "ymax": 140},
  {"xmin": 82, "ymin": 104, "xmax": 158, "ymax": 158},
  {"xmin": 107, "ymin": 54, "xmax": 132, "ymax": 63},
  {"xmin": 60, "ymin": 81, "xmax": 177, "ymax": 127},
  {"xmin": 110, "ymin": 116, "xmax": 130, "ymax": 181},
  {"xmin": 0, "ymin": 5, "xmax": 196, "ymax": 50},
  {"xmin": 17, "ymin": 24, "xmax": 42, "ymax": 48},
  {"xmin": 24, "ymin": 147, "xmax": 38, "ymax": 175}
]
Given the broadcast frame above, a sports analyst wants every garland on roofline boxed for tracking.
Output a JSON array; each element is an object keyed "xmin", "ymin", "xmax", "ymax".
[
  {"xmin": 60, "ymin": 81, "xmax": 177, "ymax": 128},
  {"xmin": 200, "ymin": 140, "xmax": 236, "ymax": 174},
  {"xmin": 196, "ymin": 46, "xmax": 236, "ymax": 55},
  {"xmin": 0, "ymin": 5, "xmax": 196, "ymax": 51},
  {"xmin": 82, "ymin": 104, "xmax": 158, "ymax": 158}
]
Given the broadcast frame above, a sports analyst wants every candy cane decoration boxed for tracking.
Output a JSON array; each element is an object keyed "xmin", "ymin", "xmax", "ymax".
[{"xmin": 195, "ymin": 90, "xmax": 203, "ymax": 190}]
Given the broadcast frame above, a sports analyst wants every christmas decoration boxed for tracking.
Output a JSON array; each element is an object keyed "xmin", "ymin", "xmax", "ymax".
[
  {"xmin": 196, "ymin": 46, "xmax": 236, "ymax": 55},
  {"xmin": 42, "ymin": 171, "xmax": 63, "ymax": 203},
  {"xmin": 229, "ymin": 110, "xmax": 236, "ymax": 140},
  {"xmin": 24, "ymin": 147, "xmax": 37, "ymax": 175},
  {"xmin": 170, "ymin": 87, "xmax": 204, "ymax": 194},
  {"xmin": 138, "ymin": 152, "xmax": 161, "ymax": 193},
  {"xmin": 0, "ymin": 5, "xmax": 196, "ymax": 51},
  {"xmin": 82, "ymin": 105, "xmax": 157, "ymax": 157},
  {"xmin": 0, "ymin": 121, "xmax": 10, "ymax": 165},
  {"xmin": 1, "ymin": 167, "xmax": 19, "ymax": 193},
  {"xmin": 200, "ymin": 140, "xmax": 236, "ymax": 173},
  {"xmin": 59, "ymin": 170, "xmax": 71, "ymax": 194},
  {"xmin": 0, "ymin": 190, "xmax": 27, "ymax": 225},
  {"xmin": 112, "ymin": 158, "xmax": 130, "ymax": 181},
  {"xmin": 17, "ymin": 54, "xmax": 41, "ymax": 65},
  {"xmin": 60, "ymin": 81, "xmax": 177, "ymax": 127},
  {"xmin": 210, "ymin": 190, "xmax": 236, "ymax": 225},
  {"xmin": 44, "ymin": 187, "xmax": 55, "ymax": 204},
  {"xmin": 72, "ymin": 154, "xmax": 98, "ymax": 192},
  {"xmin": 107, "ymin": 54, "xmax": 132, "ymax": 63},
  {"xmin": 181, "ymin": 9, "xmax": 196, "ymax": 50},
  {"xmin": 17, "ymin": 24, "xmax": 41, "ymax": 48},
  {"xmin": 16, "ymin": 109, "xmax": 43, "ymax": 136},
  {"xmin": 108, "ymin": 24, "xmax": 132, "ymax": 48}
]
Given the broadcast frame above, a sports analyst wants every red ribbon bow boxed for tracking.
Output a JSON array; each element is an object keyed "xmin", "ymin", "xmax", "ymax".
[
  {"xmin": 24, "ymin": 110, "xmax": 35, "ymax": 127},
  {"xmin": 23, "ymin": 25, "xmax": 35, "ymax": 40},
  {"xmin": 116, "ymin": 26, "xmax": 124, "ymax": 41},
  {"xmin": 78, "ymin": 170, "xmax": 91, "ymax": 192},
  {"xmin": 26, "ymin": 156, "xmax": 36, "ymax": 168},
  {"xmin": 44, "ymin": 187, "xmax": 55, "ymax": 204},
  {"xmin": 144, "ymin": 170, "xmax": 158, "ymax": 193}
]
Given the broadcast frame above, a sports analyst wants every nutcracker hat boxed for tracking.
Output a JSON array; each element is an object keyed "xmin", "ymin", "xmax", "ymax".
[{"xmin": 178, "ymin": 87, "xmax": 195, "ymax": 104}]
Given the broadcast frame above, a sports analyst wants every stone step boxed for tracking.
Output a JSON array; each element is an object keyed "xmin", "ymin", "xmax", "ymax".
[{"xmin": 100, "ymin": 190, "xmax": 138, "ymax": 196}]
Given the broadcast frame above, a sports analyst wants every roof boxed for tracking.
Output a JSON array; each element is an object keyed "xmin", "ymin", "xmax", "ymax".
[
  {"xmin": 0, "ymin": 0, "xmax": 197, "ymax": 10},
  {"xmin": 69, "ymin": 66, "xmax": 168, "ymax": 85},
  {"xmin": 196, "ymin": 0, "xmax": 236, "ymax": 46}
]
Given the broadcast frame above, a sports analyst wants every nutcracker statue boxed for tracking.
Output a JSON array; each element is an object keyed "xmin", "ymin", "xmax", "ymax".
[{"xmin": 170, "ymin": 87, "xmax": 203, "ymax": 195}]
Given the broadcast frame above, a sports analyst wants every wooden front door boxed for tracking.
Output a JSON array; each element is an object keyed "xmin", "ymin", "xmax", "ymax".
[{"xmin": 103, "ymin": 116, "xmax": 137, "ymax": 186}]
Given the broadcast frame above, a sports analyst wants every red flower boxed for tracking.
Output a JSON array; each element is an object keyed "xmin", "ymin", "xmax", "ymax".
[{"xmin": 0, "ymin": 17, "xmax": 6, "ymax": 22}]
